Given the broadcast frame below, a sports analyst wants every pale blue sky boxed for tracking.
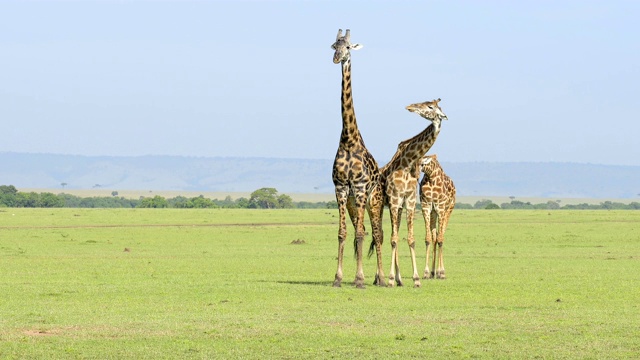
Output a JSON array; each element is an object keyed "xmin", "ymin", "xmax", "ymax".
[{"xmin": 1, "ymin": 1, "xmax": 638, "ymax": 166}]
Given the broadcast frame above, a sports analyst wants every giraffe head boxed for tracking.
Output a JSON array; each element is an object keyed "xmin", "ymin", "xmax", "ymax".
[
  {"xmin": 331, "ymin": 29, "xmax": 363, "ymax": 64},
  {"xmin": 420, "ymin": 154, "xmax": 439, "ymax": 175},
  {"xmin": 406, "ymin": 98, "xmax": 448, "ymax": 122}
]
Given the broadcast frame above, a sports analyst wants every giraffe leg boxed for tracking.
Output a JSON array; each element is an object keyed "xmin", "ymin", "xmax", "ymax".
[
  {"xmin": 367, "ymin": 186, "xmax": 386, "ymax": 287},
  {"xmin": 333, "ymin": 187, "xmax": 349, "ymax": 287},
  {"xmin": 430, "ymin": 216, "xmax": 438, "ymax": 280},
  {"xmin": 387, "ymin": 204, "xmax": 402, "ymax": 287},
  {"xmin": 394, "ymin": 244, "xmax": 403, "ymax": 286},
  {"xmin": 406, "ymin": 197, "xmax": 420, "ymax": 287},
  {"xmin": 422, "ymin": 206, "xmax": 434, "ymax": 279},
  {"xmin": 353, "ymin": 187, "xmax": 368, "ymax": 289},
  {"xmin": 395, "ymin": 206, "xmax": 404, "ymax": 287},
  {"xmin": 436, "ymin": 242, "xmax": 445, "ymax": 279},
  {"xmin": 428, "ymin": 209, "xmax": 438, "ymax": 279},
  {"xmin": 436, "ymin": 207, "xmax": 452, "ymax": 279}
]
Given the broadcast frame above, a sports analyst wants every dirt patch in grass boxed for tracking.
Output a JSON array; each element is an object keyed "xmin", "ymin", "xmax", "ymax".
[{"xmin": 23, "ymin": 329, "xmax": 56, "ymax": 337}]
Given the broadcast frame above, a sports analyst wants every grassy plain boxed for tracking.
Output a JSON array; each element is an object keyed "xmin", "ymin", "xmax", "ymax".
[{"xmin": 0, "ymin": 208, "xmax": 638, "ymax": 359}]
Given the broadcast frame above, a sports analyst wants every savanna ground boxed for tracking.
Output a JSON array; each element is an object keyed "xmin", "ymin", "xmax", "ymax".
[{"xmin": 0, "ymin": 208, "xmax": 638, "ymax": 359}]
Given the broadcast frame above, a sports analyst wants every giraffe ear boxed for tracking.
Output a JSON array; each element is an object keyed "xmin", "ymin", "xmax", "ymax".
[{"xmin": 349, "ymin": 43, "xmax": 363, "ymax": 50}]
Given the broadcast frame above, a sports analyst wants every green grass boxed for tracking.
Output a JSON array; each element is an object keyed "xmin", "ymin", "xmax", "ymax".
[{"xmin": 0, "ymin": 208, "xmax": 638, "ymax": 359}]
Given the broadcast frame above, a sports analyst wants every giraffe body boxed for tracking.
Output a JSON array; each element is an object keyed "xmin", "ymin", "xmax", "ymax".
[
  {"xmin": 331, "ymin": 29, "xmax": 385, "ymax": 288},
  {"xmin": 419, "ymin": 154, "xmax": 456, "ymax": 279},
  {"xmin": 380, "ymin": 99, "xmax": 447, "ymax": 287}
]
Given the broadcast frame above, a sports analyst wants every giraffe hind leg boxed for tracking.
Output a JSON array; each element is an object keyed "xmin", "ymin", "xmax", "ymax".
[{"xmin": 367, "ymin": 191, "xmax": 386, "ymax": 287}]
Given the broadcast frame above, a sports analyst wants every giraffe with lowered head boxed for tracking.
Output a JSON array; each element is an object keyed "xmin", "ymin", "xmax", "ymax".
[
  {"xmin": 330, "ymin": 29, "xmax": 386, "ymax": 288},
  {"xmin": 419, "ymin": 154, "xmax": 456, "ymax": 279},
  {"xmin": 378, "ymin": 98, "xmax": 447, "ymax": 287}
]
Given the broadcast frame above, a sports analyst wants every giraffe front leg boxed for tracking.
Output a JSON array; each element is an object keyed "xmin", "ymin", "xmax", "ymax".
[
  {"xmin": 436, "ymin": 242, "xmax": 445, "ymax": 279},
  {"xmin": 334, "ymin": 231, "xmax": 346, "ymax": 287},
  {"xmin": 406, "ymin": 199, "xmax": 420, "ymax": 287},
  {"xmin": 333, "ymin": 189, "xmax": 349, "ymax": 287},
  {"xmin": 353, "ymin": 191, "xmax": 368, "ymax": 289},
  {"xmin": 436, "ymin": 213, "xmax": 447, "ymax": 279},
  {"xmin": 387, "ymin": 205, "xmax": 402, "ymax": 287}
]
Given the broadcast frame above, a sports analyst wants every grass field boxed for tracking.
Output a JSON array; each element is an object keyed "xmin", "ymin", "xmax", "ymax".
[{"xmin": 0, "ymin": 208, "xmax": 638, "ymax": 359}]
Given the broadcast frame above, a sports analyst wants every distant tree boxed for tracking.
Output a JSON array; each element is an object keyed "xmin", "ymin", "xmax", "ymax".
[
  {"xmin": 249, "ymin": 188, "xmax": 279, "ymax": 209},
  {"xmin": 15, "ymin": 192, "xmax": 40, "ymax": 207},
  {"xmin": 61, "ymin": 182, "xmax": 67, "ymax": 189},
  {"xmin": 0, "ymin": 185, "xmax": 19, "ymax": 207},
  {"xmin": 474, "ymin": 199, "xmax": 495, "ymax": 209},
  {"xmin": 137, "ymin": 195, "xmax": 168, "ymax": 208},
  {"xmin": 188, "ymin": 195, "xmax": 216, "ymax": 208},
  {"xmin": 233, "ymin": 197, "xmax": 249, "ymax": 208},
  {"xmin": 168, "ymin": 195, "xmax": 190, "ymax": 208},
  {"xmin": 111, "ymin": 191, "xmax": 119, "ymax": 197},
  {"xmin": 485, "ymin": 203, "xmax": 500, "ymax": 210},
  {"xmin": 501, "ymin": 200, "xmax": 533, "ymax": 209},
  {"xmin": 277, "ymin": 194, "xmax": 294, "ymax": 209},
  {"xmin": 0, "ymin": 185, "xmax": 18, "ymax": 195},
  {"xmin": 509, "ymin": 196, "xmax": 515, "ymax": 201},
  {"xmin": 325, "ymin": 200, "xmax": 338, "ymax": 209},
  {"xmin": 545, "ymin": 200, "xmax": 560, "ymax": 210},
  {"xmin": 39, "ymin": 192, "xmax": 64, "ymax": 207},
  {"xmin": 93, "ymin": 184, "xmax": 102, "ymax": 188}
]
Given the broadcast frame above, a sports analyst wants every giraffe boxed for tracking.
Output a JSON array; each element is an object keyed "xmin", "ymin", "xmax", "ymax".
[
  {"xmin": 380, "ymin": 98, "xmax": 447, "ymax": 287},
  {"xmin": 419, "ymin": 154, "xmax": 456, "ymax": 279},
  {"xmin": 330, "ymin": 29, "xmax": 386, "ymax": 288}
]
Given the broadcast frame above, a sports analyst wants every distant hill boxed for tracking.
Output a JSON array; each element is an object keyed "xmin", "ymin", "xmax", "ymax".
[{"xmin": 1, "ymin": 152, "xmax": 638, "ymax": 198}]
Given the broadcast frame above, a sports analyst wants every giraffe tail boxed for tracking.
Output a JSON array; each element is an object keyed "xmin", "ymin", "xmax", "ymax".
[
  {"xmin": 367, "ymin": 238, "xmax": 376, "ymax": 259},
  {"xmin": 353, "ymin": 237, "xmax": 358, "ymax": 258}
]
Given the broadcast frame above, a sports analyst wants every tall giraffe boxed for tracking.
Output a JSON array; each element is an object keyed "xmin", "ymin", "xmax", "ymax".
[
  {"xmin": 380, "ymin": 98, "xmax": 447, "ymax": 287},
  {"xmin": 419, "ymin": 154, "xmax": 456, "ymax": 279},
  {"xmin": 330, "ymin": 29, "xmax": 385, "ymax": 288}
]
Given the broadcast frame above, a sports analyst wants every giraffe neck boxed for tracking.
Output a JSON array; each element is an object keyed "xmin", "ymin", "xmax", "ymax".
[
  {"xmin": 399, "ymin": 120, "xmax": 442, "ymax": 168},
  {"xmin": 339, "ymin": 57, "xmax": 364, "ymax": 149},
  {"xmin": 424, "ymin": 160, "xmax": 443, "ymax": 182}
]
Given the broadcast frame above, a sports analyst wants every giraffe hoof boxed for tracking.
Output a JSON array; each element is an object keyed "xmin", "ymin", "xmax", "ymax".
[
  {"xmin": 373, "ymin": 277, "xmax": 387, "ymax": 287},
  {"xmin": 332, "ymin": 280, "xmax": 342, "ymax": 287},
  {"xmin": 414, "ymin": 282, "xmax": 421, "ymax": 288}
]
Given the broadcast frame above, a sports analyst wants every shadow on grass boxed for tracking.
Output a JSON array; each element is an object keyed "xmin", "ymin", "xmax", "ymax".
[{"xmin": 274, "ymin": 280, "xmax": 334, "ymax": 287}]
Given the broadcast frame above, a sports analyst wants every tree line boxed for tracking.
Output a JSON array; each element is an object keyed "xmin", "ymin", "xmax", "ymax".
[
  {"xmin": 459, "ymin": 198, "xmax": 640, "ymax": 210},
  {"xmin": 0, "ymin": 185, "xmax": 331, "ymax": 209},
  {"xmin": 1, "ymin": 185, "xmax": 638, "ymax": 210}
]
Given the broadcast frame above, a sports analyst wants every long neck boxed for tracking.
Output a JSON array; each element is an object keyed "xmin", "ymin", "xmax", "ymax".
[
  {"xmin": 398, "ymin": 120, "xmax": 442, "ymax": 168},
  {"xmin": 339, "ymin": 57, "xmax": 364, "ymax": 149},
  {"xmin": 423, "ymin": 160, "xmax": 443, "ymax": 183}
]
